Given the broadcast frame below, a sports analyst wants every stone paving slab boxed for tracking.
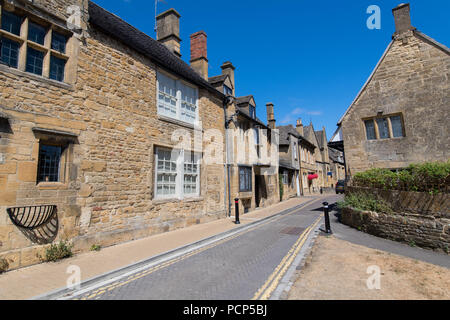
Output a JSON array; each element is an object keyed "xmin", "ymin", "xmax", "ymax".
[{"xmin": 0, "ymin": 196, "xmax": 322, "ymax": 300}]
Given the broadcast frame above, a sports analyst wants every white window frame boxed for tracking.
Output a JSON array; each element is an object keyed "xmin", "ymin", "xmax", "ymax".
[
  {"xmin": 154, "ymin": 147, "xmax": 201, "ymax": 200},
  {"xmin": 157, "ymin": 71, "xmax": 199, "ymax": 125}
]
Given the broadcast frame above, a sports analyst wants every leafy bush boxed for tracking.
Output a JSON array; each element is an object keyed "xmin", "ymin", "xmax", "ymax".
[
  {"xmin": 45, "ymin": 240, "xmax": 73, "ymax": 262},
  {"xmin": 338, "ymin": 192, "xmax": 393, "ymax": 214},
  {"xmin": 0, "ymin": 258, "xmax": 9, "ymax": 273},
  {"xmin": 90, "ymin": 244, "xmax": 101, "ymax": 252},
  {"xmin": 351, "ymin": 161, "xmax": 450, "ymax": 193},
  {"xmin": 279, "ymin": 176, "xmax": 284, "ymax": 201}
]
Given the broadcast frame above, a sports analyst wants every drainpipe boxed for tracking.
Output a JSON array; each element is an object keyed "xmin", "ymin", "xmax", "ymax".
[{"xmin": 223, "ymin": 96, "xmax": 232, "ymax": 217}]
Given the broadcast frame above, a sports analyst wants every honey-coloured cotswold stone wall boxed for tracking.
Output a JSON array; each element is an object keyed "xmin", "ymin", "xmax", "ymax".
[
  {"xmin": 341, "ymin": 32, "xmax": 450, "ymax": 174},
  {"xmin": 0, "ymin": 2, "xmax": 226, "ymax": 270},
  {"xmin": 342, "ymin": 187, "xmax": 450, "ymax": 253}
]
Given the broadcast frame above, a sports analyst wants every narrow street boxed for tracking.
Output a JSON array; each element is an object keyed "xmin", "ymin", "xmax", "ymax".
[{"xmin": 57, "ymin": 195, "xmax": 342, "ymax": 300}]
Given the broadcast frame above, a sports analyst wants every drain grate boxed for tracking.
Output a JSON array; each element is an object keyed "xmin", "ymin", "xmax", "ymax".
[{"xmin": 280, "ymin": 227, "xmax": 305, "ymax": 236}]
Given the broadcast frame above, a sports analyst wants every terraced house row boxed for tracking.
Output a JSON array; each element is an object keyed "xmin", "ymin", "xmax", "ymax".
[{"xmin": 0, "ymin": 0, "xmax": 338, "ymax": 270}]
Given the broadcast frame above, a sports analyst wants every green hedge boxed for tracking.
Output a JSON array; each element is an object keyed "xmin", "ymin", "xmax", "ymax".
[
  {"xmin": 351, "ymin": 161, "xmax": 450, "ymax": 194},
  {"xmin": 338, "ymin": 192, "xmax": 393, "ymax": 214}
]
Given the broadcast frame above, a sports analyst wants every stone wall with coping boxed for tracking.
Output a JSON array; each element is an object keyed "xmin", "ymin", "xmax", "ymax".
[{"xmin": 342, "ymin": 186, "xmax": 450, "ymax": 253}]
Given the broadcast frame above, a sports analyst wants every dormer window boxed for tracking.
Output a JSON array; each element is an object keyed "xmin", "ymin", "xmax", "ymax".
[
  {"xmin": 223, "ymin": 85, "xmax": 232, "ymax": 96},
  {"xmin": 249, "ymin": 105, "xmax": 256, "ymax": 119}
]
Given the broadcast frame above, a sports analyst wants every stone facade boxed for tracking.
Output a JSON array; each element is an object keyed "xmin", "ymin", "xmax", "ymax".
[
  {"xmin": 0, "ymin": 1, "xmax": 227, "ymax": 270},
  {"xmin": 339, "ymin": 4, "xmax": 450, "ymax": 175}
]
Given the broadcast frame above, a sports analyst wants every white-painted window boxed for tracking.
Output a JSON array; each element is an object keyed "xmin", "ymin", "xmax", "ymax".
[
  {"xmin": 155, "ymin": 147, "xmax": 201, "ymax": 200},
  {"xmin": 183, "ymin": 151, "xmax": 200, "ymax": 196},
  {"xmin": 157, "ymin": 72, "xmax": 198, "ymax": 125}
]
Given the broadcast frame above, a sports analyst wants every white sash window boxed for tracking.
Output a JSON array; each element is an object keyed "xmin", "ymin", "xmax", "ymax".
[
  {"xmin": 157, "ymin": 72, "xmax": 198, "ymax": 125},
  {"xmin": 155, "ymin": 147, "xmax": 201, "ymax": 200}
]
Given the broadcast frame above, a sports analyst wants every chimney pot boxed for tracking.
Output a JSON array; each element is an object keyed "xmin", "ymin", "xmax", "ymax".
[
  {"xmin": 296, "ymin": 118, "xmax": 304, "ymax": 136},
  {"xmin": 392, "ymin": 3, "xmax": 414, "ymax": 36},
  {"xmin": 156, "ymin": 8, "xmax": 182, "ymax": 57}
]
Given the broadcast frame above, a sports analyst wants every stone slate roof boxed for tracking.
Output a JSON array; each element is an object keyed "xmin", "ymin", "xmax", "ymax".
[
  {"xmin": 208, "ymin": 75, "xmax": 227, "ymax": 85},
  {"xmin": 277, "ymin": 125, "xmax": 299, "ymax": 146},
  {"xmin": 235, "ymin": 96, "xmax": 254, "ymax": 106},
  {"xmin": 279, "ymin": 159, "xmax": 296, "ymax": 171},
  {"xmin": 315, "ymin": 131, "xmax": 324, "ymax": 149},
  {"xmin": 329, "ymin": 147, "xmax": 344, "ymax": 164},
  {"xmin": 88, "ymin": 1, "xmax": 224, "ymax": 98}
]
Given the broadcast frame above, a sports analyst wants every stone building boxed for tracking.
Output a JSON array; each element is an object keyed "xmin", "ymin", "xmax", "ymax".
[
  {"xmin": 328, "ymin": 148, "xmax": 345, "ymax": 187},
  {"xmin": 0, "ymin": 0, "xmax": 229, "ymax": 270},
  {"xmin": 277, "ymin": 125, "xmax": 301, "ymax": 199},
  {"xmin": 209, "ymin": 64, "xmax": 279, "ymax": 214},
  {"xmin": 337, "ymin": 3, "xmax": 449, "ymax": 175},
  {"xmin": 295, "ymin": 119, "xmax": 319, "ymax": 195}
]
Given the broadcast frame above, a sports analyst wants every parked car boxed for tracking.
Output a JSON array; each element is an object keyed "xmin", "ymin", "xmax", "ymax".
[{"xmin": 335, "ymin": 180, "xmax": 345, "ymax": 194}]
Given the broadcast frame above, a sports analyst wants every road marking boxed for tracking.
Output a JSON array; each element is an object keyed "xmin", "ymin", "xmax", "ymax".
[
  {"xmin": 252, "ymin": 216, "xmax": 322, "ymax": 300},
  {"xmin": 63, "ymin": 197, "xmax": 325, "ymax": 300}
]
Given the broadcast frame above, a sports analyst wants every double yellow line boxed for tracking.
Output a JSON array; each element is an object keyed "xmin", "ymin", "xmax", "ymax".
[
  {"xmin": 76, "ymin": 198, "xmax": 323, "ymax": 300},
  {"xmin": 252, "ymin": 215, "xmax": 322, "ymax": 300}
]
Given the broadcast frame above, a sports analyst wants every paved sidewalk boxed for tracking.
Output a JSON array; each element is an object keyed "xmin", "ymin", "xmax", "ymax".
[{"xmin": 0, "ymin": 196, "xmax": 322, "ymax": 300}]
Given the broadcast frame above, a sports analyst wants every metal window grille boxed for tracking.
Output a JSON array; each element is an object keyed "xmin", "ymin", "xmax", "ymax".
[
  {"xmin": 49, "ymin": 55, "xmax": 66, "ymax": 81},
  {"xmin": 0, "ymin": 38, "xmax": 19, "ymax": 68},
  {"xmin": 26, "ymin": 47, "xmax": 44, "ymax": 75},
  {"xmin": 37, "ymin": 145, "xmax": 62, "ymax": 182}
]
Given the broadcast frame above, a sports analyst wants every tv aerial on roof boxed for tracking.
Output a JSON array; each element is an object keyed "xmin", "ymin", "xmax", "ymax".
[{"xmin": 154, "ymin": 0, "xmax": 168, "ymax": 32}]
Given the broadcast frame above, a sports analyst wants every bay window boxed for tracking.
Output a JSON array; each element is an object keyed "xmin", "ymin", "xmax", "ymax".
[
  {"xmin": 157, "ymin": 71, "xmax": 198, "ymax": 125},
  {"xmin": 155, "ymin": 147, "xmax": 201, "ymax": 200}
]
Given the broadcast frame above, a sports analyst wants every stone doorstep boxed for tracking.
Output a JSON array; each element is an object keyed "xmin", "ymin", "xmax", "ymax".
[{"xmin": 33, "ymin": 196, "xmax": 321, "ymax": 300}]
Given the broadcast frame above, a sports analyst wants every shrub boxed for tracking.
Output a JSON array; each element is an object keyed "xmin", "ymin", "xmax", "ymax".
[
  {"xmin": 351, "ymin": 161, "xmax": 450, "ymax": 193},
  {"xmin": 338, "ymin": 192, "xmax": 393, "ymax": 214},
  {"xmin": 45, "ymin": 240, "xmax": 73, "ymax": 262},
  {"xmin": 90, "ymin": 244, "xmax": 101, "ymax": 252},
  {"xmin": 279, "ymin": 176, "xmax": 284, "ymax": 201},
  {"xmin": 0, "ymin": 258, "xmax": 9, "ymax": 273}
]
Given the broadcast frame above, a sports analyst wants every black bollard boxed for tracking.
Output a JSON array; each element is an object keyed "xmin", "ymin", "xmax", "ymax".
[
  {"xmin": 234, "ymin": 198, "xmax": 240, "ymax": 225},
  {"xmin": 322, "ymin": 202, "xmax": 332, "ymax": 234}
]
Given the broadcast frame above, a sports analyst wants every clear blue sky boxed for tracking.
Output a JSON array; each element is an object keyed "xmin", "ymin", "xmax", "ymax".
[{"xmin": 93, "ymin": 0, "xmax": 449, "ymax": 140}]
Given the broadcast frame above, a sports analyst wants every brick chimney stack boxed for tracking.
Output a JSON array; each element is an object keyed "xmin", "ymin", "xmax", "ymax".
[
  {"xmin": 221, "ymin": 62, "xmax": 236, "ymax": 96},
  {"xmin": 190, "ymin": 31, "xmax": 208, "ymax": 80},
  {"xmin": 156, "ymin": 9, "xmax": 182, "ymax": 57},
  {"xmin": 296, "ymin": 119, "xmax": 304, "ymax": 136},
  {"xmin": 266, "ymin": 103, "xmax": 276, "ymax": 129},
  {"xmin": 392, "ymin": 3, "xmax": 415, "ymax": 37}
]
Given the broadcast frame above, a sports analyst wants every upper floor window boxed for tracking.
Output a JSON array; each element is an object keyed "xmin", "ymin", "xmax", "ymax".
[
  {"xmin": 0, "ymin": 8, "xmax": 72, "ymax": 83},
  {"xmin": 1, "ymin": 38, "xmax": 19, "ymax": 67},
  {"xmin": 157, "ymin": 71, "xmax": 198, "ymax": 125},
  {"xmin": 51, "ymin": 31, "xmax": 67, "ymax": 53},
  {"xmin": 364, "ymin": 114, "xmax": 405, "ymax": 140},
  {"xmin": 249, "ymin": 105, "xmax": 256, "ymax": 119},
  {"xmin": 293, "ymin": 141, "xmax": 298, "ymax": 160},
  {"xmin": 223, "ymin": 85, "xmax": 232, "ymax": 96},
  {"xmin": 28, "ymin": 21, "xmax": 46, "ymax": 45},
  {"xmin": 1, "ymin": 11, "xmax": 22, "ymax": 35}
]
